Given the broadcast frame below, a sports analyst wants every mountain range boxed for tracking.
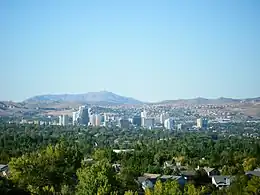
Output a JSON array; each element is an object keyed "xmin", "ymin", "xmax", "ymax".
[
  {"xmin": 1, "ymin": 91, "xmax": 260, "ymax": 117},
  {"xmin": 24, "ymin": 91, "xmax": 143, "ymax": 105},
  {"xmin": 24, "ymin": 91, "xmax": 260, "ymax": 105}
]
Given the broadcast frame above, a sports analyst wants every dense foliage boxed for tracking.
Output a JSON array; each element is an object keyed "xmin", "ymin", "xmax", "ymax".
[{"xmin": 0, "ymin": 122, "xmax": 260, "ymax": 194}]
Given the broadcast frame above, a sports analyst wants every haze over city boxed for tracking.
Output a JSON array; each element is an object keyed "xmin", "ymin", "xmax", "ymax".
[{"xmin": 1, "ymin": 0, "xmax": 260, "ymax": 102}]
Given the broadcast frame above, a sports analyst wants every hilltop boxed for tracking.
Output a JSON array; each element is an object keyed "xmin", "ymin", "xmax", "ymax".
[
  {"xmin": 0, "ymin": 93, "xmax": 260, "ymax": 117},
  {"xmin": 24, "ymin": 91, "xmax": 143, "ymax": 105}
]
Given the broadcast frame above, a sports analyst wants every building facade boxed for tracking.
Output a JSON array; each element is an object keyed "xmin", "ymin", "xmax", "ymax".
[
  {"xmin": 164, "ymin": 118, "xmax": 174, "ymax": 130},
  {"xmin": 197, "ymin": 118, "xmax": 208, "ymax": 129}
]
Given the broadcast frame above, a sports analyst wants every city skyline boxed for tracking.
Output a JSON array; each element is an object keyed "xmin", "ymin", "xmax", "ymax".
[{"xmin": 1, "ymin": 0, "xmax": 260, "ymax": 102}]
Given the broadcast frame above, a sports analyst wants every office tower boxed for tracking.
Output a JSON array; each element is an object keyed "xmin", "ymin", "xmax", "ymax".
[
  {"xmin": 141, "ymin": 117, "xmax": 145, "ymax": 127},
  {"xmin": 133, "ymin": 115, "xmax": 142, "ymax": 126},
  {"xmin": 88, "ymin": 108, "xmax": 92, "ymax": 115},
  {"xmin": 164, "ymin": 118, "xmax": 174, "ymax": 130},
  {"xmin": 62, "ymin": 115, "xmax": 69, "ymax": 126},
  {"xmin": 95, "ymin": 114, "xmax": 101, "ymax": 126},
  {"xmin": 197, "ymin": 118, "xmax": 208, "ymax": 129},
  {"xmin": 160, "ymin": 113, "xmax": 169, "ymax": 124},
  {"xmin": 141, "ymin": 109, "xmax": 147, "ymax": 118},
  {"xmin": 72, "ymin": 111, "xmax": 79, "ymax": 125},
  {"xmin": 104, "ymin": 113, "xmax": 109, "ymax": 122},
  {"xmin": 72, "ymin": 112, "xmax": 78, "ymax": 125},
  {"xmin": 119, "ymin": 119, "xmax": 130, "ymax": 129},
  {"xmin": 101, "ymin": 115, "xmax": 105, "ymax": 123},
  {"xmin": 89, "ymin": 114, "xmax": 96, "ymax": 126},
  {"xmin": 59, "ymin": 115, "xmax": 63, "ymax": 126},
  {"xmin": 143, "ymin": 118, "xmax": 155, "ymax": 129},
  {"xmin": 59, "ymin": 115, "xmax": 69, "ymax": 126},
  {"xmin": 77, "ymin": 106, "xmax": 89, "ymax": 125}
]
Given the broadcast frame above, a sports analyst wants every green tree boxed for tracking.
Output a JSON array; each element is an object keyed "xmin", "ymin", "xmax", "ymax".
[
  {"xmin": 145, "ymin": 188, "xmax": 153, "ymax": 195},
  {"xmin": 153, "ymin": 180, "xmax": 163, "ymax": 195},
  {"xmin": 246, "ymin": 176, "xmax": 260, "ymax": 194},
  {"xmin": 164, "ymin": 180, "xmax": 182, "ymax": 195},
  {"xmin": 243, "ymin": 157, "xmax": 257, "ymax": 171},
  {"xmin": 76, "ymin": 159, "xmax": 118, "ymax": 195},
  {"xmin": 9, "ymin": 141, "xmax": 82, "ymax": 194},
  {"xmin": 184, "ymin": 183, "xmax": 199, "ymax": 195},
  {"xmin": 124, "ymin": 191, "xmax": 138, "ymax": 195}
]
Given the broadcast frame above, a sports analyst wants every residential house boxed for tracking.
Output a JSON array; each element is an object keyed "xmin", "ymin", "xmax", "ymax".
[
  {"xmin": 0, "ymin": 164, "xmax": 8, "ymax": 177},
  {"xmin": 180, "ymin": 171, "xmax": 196, "ymax": 181},
  {"xmin": 137, "ymin": 173, "xmax": 186, "ymax": 190},
  {"xmin": 245, "ymin": 171, "xmax": 260, "ymax": 178},
  {"xmin": 164, "ymin": 161, "xmax": 174, "ymax": 169},
  {"xmin": 203, "ymin": 167, "xmax": 220, "ymax": 177},
  {"xmin": 138, "ymin": 174, "xmax": 160, "ymax": 190},
  {"xmin": 112, "ymin": 164, "xmax": 121, "ymax": 173},
  {"xmin": 160, "ymin": 175, "xmax": 186, "ymax": 187},
  {"xmin": 212, "ymin": 176, "xmax": 233, "ymax": 188}
]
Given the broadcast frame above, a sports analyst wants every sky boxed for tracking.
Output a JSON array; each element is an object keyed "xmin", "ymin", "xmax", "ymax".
[{"xmin": 0, "ymin": 0, "xmax": 260, "ymax": 102}]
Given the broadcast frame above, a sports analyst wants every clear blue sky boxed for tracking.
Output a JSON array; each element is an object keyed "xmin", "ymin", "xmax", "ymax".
[{"xmin": 1, "ymin": 0, "xmax": 259, "ymax": 102}]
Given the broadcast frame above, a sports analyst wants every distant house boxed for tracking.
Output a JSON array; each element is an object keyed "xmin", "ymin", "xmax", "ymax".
[
  {"xmin": 0, "ymin": 164, "xmax": 9, "ymax": 177},
  {"xmin": 137, "ymin": 174, "xmax": 186, "ymax": 190},
  {"xmin": 138, "ymin": 174, "xmax": 160, "ymax": 190},
  {"xmin": 203, "ymin": 167, "xmax": 220, "ymax": 177},
  {"xmin": 112, "ymin": 164, "xmax": 121, "ymax": 173},
  {"xmin": 164, "ymin": 161, "xmax": 174, "ymax": 169},
  {"xmin": 112, "ymin": 149, "xmax": 134, "ymax": 154},
  {"xmin": 212, "ymin": 176, "xmax": 233, "ymax": 188},
  {"xmin": 160, "ymin": 175, "xmax": 186, "ymax": 187},
  {"xmin": 245, "ymin": 171, "xmax": 260, "ymax": 178},
  {"xmin": 180, "ymin": 171, "xmax": 196, "ymax": 181}
]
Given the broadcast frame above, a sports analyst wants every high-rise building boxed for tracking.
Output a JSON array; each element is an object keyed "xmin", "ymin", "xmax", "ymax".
[
  {"xmin": 197, "ymin": 118, "xmax": 208, "ymax": 129},
  {"xmin": 72, "ymin": 111, "xmax": 79, "ymax": 125},
  {"xmin": 62, "ymin": 115, "xmax": 69, "ymax": 126},
  {"xmin": 95, "ymin": 114, "xmax": 101, "ymax": 126},
  {"xmin": 89, "ymin": 114, "xmax": 96, "ymax": 126},
  {"xmin": 141, "ymin": 109, "xmax": 147, "ymax": 118},
  {"xmin": 143, "ymin": 118, "xmax": 155, "ymax": 129},
  {"xmin": 59, "ymin": 115, "xmax": 69, "ymax": 126},
  {"xmin": 101, "ymin": 115, "xmax": 105, "ymax": 123},
  {"xmin": 160, "ymin": 113, "xmax": 169, "ymax": 124},
  {"xmin": 132, "ymin": 116, "xmax": 142, "ymax": 126},
  {"xmin": 119, "ymin": 119, "xmax": 130, "ymax": 129},
  {"xmin": 59, "ymin": 115, "xmax": 63, "ymax": 126},
  {"xmin": 73, "ymin": 106, "xmax": 89, "ymax": 125},
  {"xmin": 104, "ymin": 113, "xmax": 109, "ymax": 122},
  {"xmin": 164, "ymin": 118, "xmax": 174, "ymax": 130}
]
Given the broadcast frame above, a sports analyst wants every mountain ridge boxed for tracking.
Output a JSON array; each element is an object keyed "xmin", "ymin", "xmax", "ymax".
[
  {"xmin": 155, "ymin": 97, "xmax": 260, "ymax": 105},
  {"xmin": 24, "ymin": 91, "xmax": 143, "ymax": 105},
  {"xmin": 23, "ymin": 91, "xmax": 260, "ymax": 105}
]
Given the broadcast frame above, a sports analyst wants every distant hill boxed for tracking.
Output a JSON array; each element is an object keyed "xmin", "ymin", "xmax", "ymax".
[
  {"xmin": 1, "ymin": 95, "xmax": 260, "ymax": 117},
  {"xmin": 154, "ymin": 97, "xmax": 260, "ymax": 105},
  {"xmin": 24, "ymin": 91, "xmax": 143, "ymax": 105}
]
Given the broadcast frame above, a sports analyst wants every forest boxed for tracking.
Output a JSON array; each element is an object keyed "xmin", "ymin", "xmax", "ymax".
[{"xmin": 0, "ymin": 122, "xmax": 260, "ymax": 194}]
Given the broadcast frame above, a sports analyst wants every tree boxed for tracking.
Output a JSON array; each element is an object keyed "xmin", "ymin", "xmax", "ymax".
[
  {"xmin": 145, "ymin": 188, "xmax": 153, "ymax": 195},
  {"xmin": 76, "ymin": 159, "xmax": 118, "ymax": 195},
  {"xmin": 153, "ymin": 180, "xmax": 163, "ymax": 195},
  {"xmin": 124, "ymin": 191, "xmax": 138, "ymax": 195},
  {"xmin": 184, "ymin": 183, "xmax": 199, "ymax": 195},
  {"xmin": 9, "ymin": 141, "xmax": 82, "ymax": 194},
  {"xmin": 117, "ymin": 167, "xmax": 139, "ymax": 193},
  {"xmin": 246, "ymin": 176, "xmax": 260, "ymax": 194},
  {"xmin": 164, "ymin": 180, "xmax": 182, "ymax": 195},
  {"xmin": 93, "ymin": 149, "xmax": 117, "ymax": 163},
  {"xmin": 243, "ymin": 157, "xmax": 257, "ymax": 171}
]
